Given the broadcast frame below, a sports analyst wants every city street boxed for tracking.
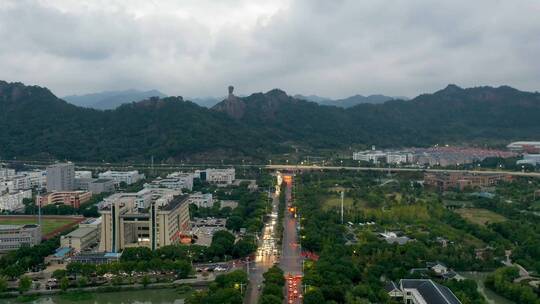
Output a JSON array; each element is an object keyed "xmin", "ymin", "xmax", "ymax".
[
  {"xmin": 245, "ymin": 191, "xmax": 280, "ymax": 304},
  {"xmin": 279, "ymin": 176, "xmax": 303, "ymax": 304}
]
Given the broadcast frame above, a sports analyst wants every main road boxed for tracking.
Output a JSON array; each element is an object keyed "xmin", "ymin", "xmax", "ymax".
[
  {"xmin": 5, "ymin": 159, "xmax": 540, "ymax": 178},
  {"xmin": 267, "ymin": 164, "xmax": 540, "ymax": 178},
  {"xmin": 245, "ymin": 190, "xmax": 280, "ymax": 304},
  {"xmin": 279, "ymin": 175, "xmax": 303, "ymax": 304}
]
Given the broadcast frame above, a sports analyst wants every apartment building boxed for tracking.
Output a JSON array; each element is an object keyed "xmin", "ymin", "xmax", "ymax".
[
  {"xmin": 46, "ymin": 163, "xmax": 75, "ymax": 192},
  {"xmin": 0, "ymin": 190, "xmax": 32, "ymax": 211}
]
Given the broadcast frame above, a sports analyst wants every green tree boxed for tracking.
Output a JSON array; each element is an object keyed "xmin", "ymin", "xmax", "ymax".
[
  {"xmin": 141, "ymin": 275, "xmax": 151, "ymax": 288},
  {"xmin": 18, "ymin": 276, "xmax": 32, "ymax": 294},
  {"xmin": 232, "ymin": 237, "xmax": 257, "ymax": 258},
  {"xmin": 121, "ymin": 247, "xmax": 154, "ymax": 262},
  {"xmin": 52, "ymin": 269, "xmax": 67, "ymax": 279},
  {"xmin": 111, "ymin": 276, "xmax": 122, "ymax": 286},
  {"xmin": 304, "ymin": 289, "xmax": 325, "ymax": 304},
  {"xmin": 0, "ymin": 276, "xmax": 8, "ymax": 292},
  {"xmin": 60, "ymin": 277, "xmax": 69, "ymax": 291},
  {"xmin": 174, "ymin": 260, "xmax": 193, "ymax": 279},
  {"xmin": 226, "ymin": 216, "xmax": 244, "ymax": 232},
  {"xmin": 259, "ymin": 294, "xmax": 282, "ymax": 304},
  {"xmin": 261, "ymin": 283, "xmax": 282, "ymax": 297},
  {"xmin": 77, "ymin": 276, "xmax": 88, "ymax": 288},
  {"xmin": 3, "ymin": 265, "xmax": 23, "ymax": 279},
  {"xmin": 66, "ymin": 262, "xmax": 83, "ymax": 278}
]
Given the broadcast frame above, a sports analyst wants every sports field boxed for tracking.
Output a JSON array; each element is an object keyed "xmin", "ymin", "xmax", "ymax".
[
  {"xmin": 0, "ymin": 216, "xmax": 82, "ymax": 237},
  {"xmin": 454, "ymin": 208, "xmax": 507, "ymax": 226},
  {"xmin": 323, "ymin": 196, "xmax": 355, "ymax": 210}
]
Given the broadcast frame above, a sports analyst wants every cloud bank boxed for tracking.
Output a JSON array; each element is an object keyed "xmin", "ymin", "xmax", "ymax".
[{"xmin": 0, "ymin": 0, "xmax": 539, "ymax": 98}]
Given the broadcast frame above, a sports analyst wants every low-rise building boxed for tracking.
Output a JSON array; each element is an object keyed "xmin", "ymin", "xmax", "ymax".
[
  {"xmin": 166, "ymin": 172, "xmax": 194, "ymax": 190},
  {"xmin": 37, "ymin": 191, "xmax": 92, "ymax": 208},
  {"xmin": 60, "ymin": 226, "xmax": 99, "ymax": 252},
  {"xmin": 0, "ymin": 224, "xmax": 41, "ymax": 252},
  {"xmin": 144, "ymin": 175, "xmax": 192, "ymax": 191},
  {"xmin": 517, "ymin": 154, "xmax": 540, "ymax": 166},
  {"xmin": 188, "ymin": 192, "xmax": 213, "ymax": 208},
  {"xmin": 196, "ymin": 168, "xmax": 235, "ymax": 185},
  {"xmin": 386, "ymin": 152, "xmax": 414, "ymax": 164},
  {"xmin": 88, "ymin": 179, "xmax": 115, "ymax": 194},
  {"xmin": 507, "ymin": 141, "xmax": 540, "ymax": 153},
  {"xmin": 424, "ymin": 172, "xmax": 511, "ymax": 191},
  {"xmin": 75, "ymin": 171, "xmax": 93, "ymax": 179},
  {"xmin": 385, "ymin": 279, "xmax": 462, "ymax": 304},
  {"xmin": 379, "ymin": 231, "xmax": 412, "ymax": 245},
  {"xmin": 71, "ymin": 252, "xmax": 121, "ymax": 264},
  {"xmin": 98, "ymin": 170, "xmax": 144, "ymax": 186},
  {"xmin": 220, "ymin": 200, "xmax": 239, "ymax": 209},
  {"xmin": 0, "ymin": 189, "xmax": 32, "ymax": 211},
  {"xmin": 353, "ymin": 150, "xmax": 387, "ymax": 163}
]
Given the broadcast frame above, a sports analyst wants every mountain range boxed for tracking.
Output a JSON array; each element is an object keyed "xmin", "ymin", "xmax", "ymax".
[
  {"xmin": 63, "ymin": 89, "xmax": 167, "ymax": 110},
  {"xmin": 1, "ymin": 80, "xmax": 539, "ymax": 162},
  {"xmin": 293, "ymin": 94, "xmax": 408, "ymax": 107},
  {"xmin": 63, "ymin": 90, "xmax": 405, "ymax": 110}
]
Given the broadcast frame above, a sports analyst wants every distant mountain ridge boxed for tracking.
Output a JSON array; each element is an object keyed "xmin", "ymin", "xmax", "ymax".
[
  {"xmin": 63, "ymin": 89, "xmax": 167, "ymax": 110},
  {"xmin": 1, "ymin": 80, "xmax": 540, "ymax": 161},
  {"xmin": 294, "ymin": 93, "xmax": 408, "ymax": 107}
]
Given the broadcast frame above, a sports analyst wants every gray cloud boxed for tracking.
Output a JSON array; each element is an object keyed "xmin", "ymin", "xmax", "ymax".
[{"xmin": 0, "ymin": 0, "xmax": 539, "ymax": 98}]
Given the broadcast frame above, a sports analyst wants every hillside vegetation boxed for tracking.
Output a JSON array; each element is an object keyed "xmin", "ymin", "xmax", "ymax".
[{"xmin": 1, "ymin": 81, "xmax": 539, "ymax": 161}]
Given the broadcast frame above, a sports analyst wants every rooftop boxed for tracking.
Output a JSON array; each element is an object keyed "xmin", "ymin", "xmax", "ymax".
[
  {"xmin": 400, "ymin": 279, "xmax": 461, "ymax": 304},
  {"xmin": 93, "ymin": 178, "xmax": 113, "ymax": 183},
  {"xmin": 0, "ymin": 224, "xmax": 39, "ymax": 230},
  {"xmin": 160, "ymin": 194, "xmax": 189, "ymax": 211},
  {"xmin": 64, "ymin": 227, "xmax": 96, "ymax": 238},
  {"xmin": 54, "ymin": 247, "xmax": 71, "ymax": 258}
]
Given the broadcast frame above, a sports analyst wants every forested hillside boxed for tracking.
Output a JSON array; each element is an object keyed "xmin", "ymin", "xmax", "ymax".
[{"xmin": 1, "ymin": 81, "xmax": 539, "ymax": 162}]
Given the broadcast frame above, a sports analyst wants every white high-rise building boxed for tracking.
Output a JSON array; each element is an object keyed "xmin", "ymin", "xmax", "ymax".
[
  {"xmin": 0, "ymin": 168, "xmax": 15, "ymax": 179},
  {"xmin": 46, "ymin": 163, "xmax": 75, "ymax": 192},
  {"xmin": 0, "ymin": 190, "xmax": 32, "ymax": 211}
]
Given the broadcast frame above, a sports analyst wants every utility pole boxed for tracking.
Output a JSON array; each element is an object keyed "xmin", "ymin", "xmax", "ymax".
[
  {"xmin": 341, "ymin": 190, "xmax": 344, "ymax": 224},
  {"xmin": 151, "ymin": 155, "xmax": 154, "ymax": 177},
  {"xmin": 38, "ymin": 197, "xmax": 42, "ymax": 238}
]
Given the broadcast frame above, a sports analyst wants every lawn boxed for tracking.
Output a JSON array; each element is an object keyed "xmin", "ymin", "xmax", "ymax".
[
  {"xmin": 0, "ymin": 216, "xmax": 79, "ymax": 235},
  {"xmin": 323, "ymin": 195, "xmax": 356, "ymax": 210},
  {"xmin": 454, "ymin": 208, "xmax": 507, "ymax": 226}
]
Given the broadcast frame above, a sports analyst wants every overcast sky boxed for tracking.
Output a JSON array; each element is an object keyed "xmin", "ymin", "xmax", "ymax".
[{"xmin": 1, "ymin": 0, "xmax": 539, "ymax": 98}]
